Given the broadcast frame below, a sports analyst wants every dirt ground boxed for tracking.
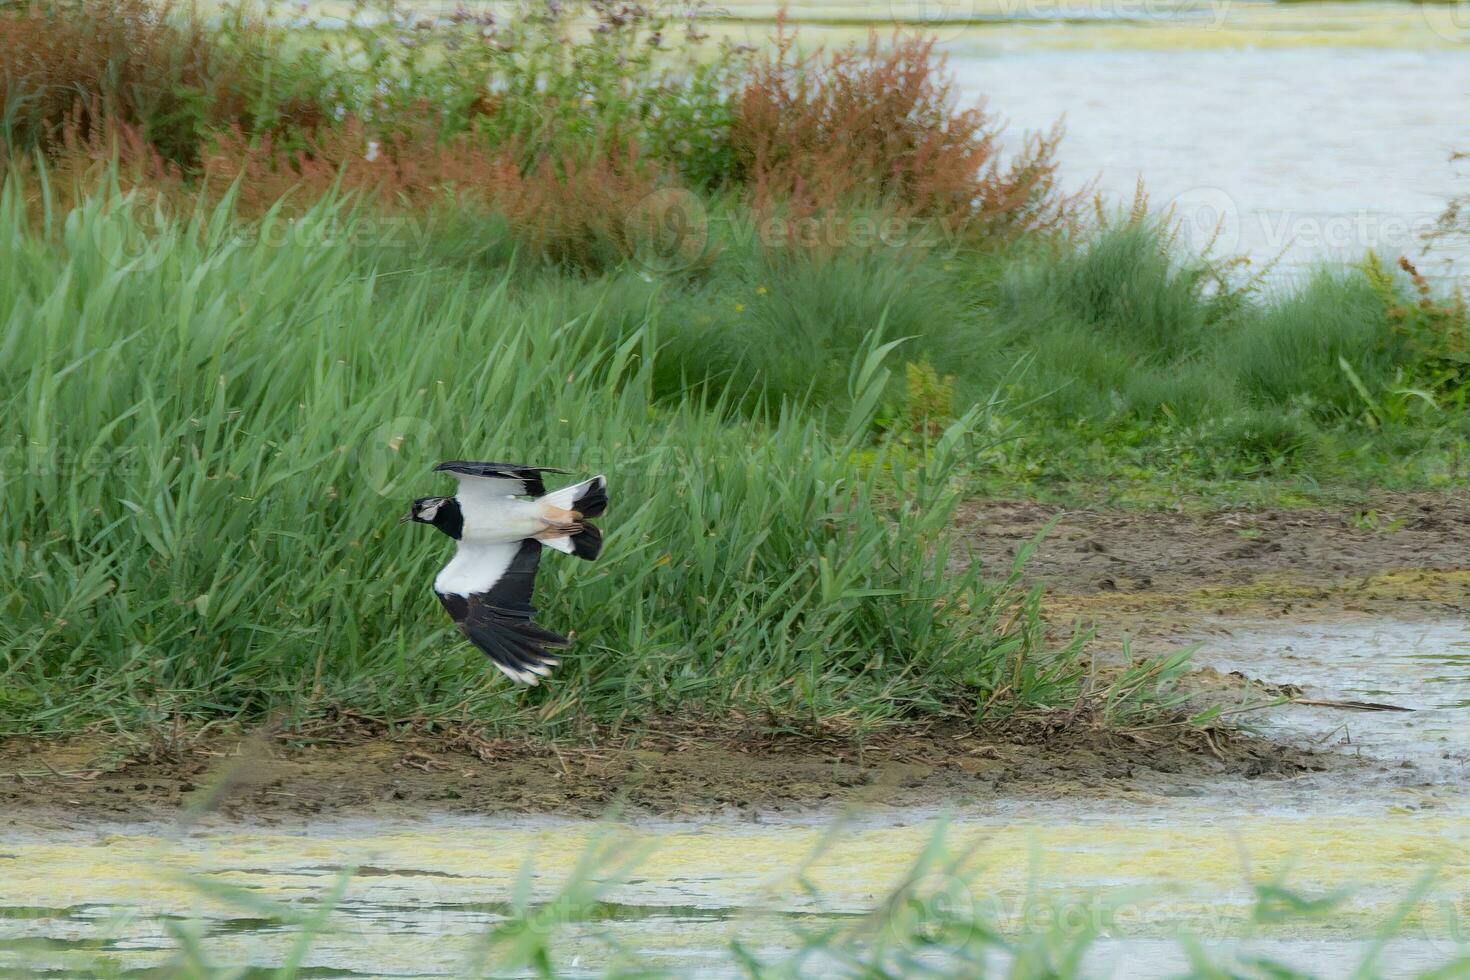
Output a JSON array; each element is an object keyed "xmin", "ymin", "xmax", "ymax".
[
  {"xmin": 3, "ymin": 491, "xmax": 1466, "ymax": 826},
  {"xmin": 961, "ymin": 490, "xmax": 1470, "ymax": 647},
  {"xmin": 960, "ymin": 490, "xmax": 1470, "ymax": 597},
  {"xmin": 0, "ymin": 715, "xmax": 1318, "ymax": 829}
]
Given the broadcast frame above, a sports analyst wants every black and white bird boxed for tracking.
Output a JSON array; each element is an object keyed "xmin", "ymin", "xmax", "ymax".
[{"xmin": 403, "ymin": 461, "xmax": 608, "ymax": 685}]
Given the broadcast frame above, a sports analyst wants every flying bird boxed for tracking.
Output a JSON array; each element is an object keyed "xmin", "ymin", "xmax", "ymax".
[{"xmin": 403, "ymin": 461, "xmax": 608, "ymax": 685}]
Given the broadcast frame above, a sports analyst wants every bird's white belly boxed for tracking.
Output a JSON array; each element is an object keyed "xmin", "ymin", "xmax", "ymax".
[{"xmin": 459, "ymin": 495, "xmax": 544, "ymax": 542}]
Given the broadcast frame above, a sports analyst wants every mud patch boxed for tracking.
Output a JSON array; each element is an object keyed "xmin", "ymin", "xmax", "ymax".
[
  {"xmin": 961, "ymin": 491, "xmax": 1470, "ymax": 599},
  {"xmin": 953, "ymin": 494, "xmax": 1470, "ymax": 803},
  {"xmin": 961, "ymin": 493, "xmax": 1470, "ymax": 659},
  {"xmin": 0, "ymin": 714, "xmax": 1324, "ymax": 828}
]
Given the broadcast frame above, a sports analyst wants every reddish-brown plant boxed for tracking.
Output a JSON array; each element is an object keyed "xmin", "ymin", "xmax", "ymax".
[
  {"xmin": 0, "ymin": 0, "xmax": 322, "ymax": 166},
  {"xmin": 0, "ymin": 107, "xmax": 184, "ymax": 227},
  {"xmin": 194, "ymin": 117, "xmax": 672, "ymax": 270},
  {"xmin": 733, "ymin": 20, "xmax": 1073, "ymax": 249}
]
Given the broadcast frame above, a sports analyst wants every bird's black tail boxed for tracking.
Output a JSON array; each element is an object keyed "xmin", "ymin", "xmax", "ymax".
[
  {"xmin": 538, "ymin": 474, "xmax": 608, "ymax": 562},
  {"xmin": 569, "ymin": 521, "xmax": 602, "ymax": 561},
  {"xmin": 465, "ymin": 618, "xmax": 568, "ymax": 685},
  {"xmin": 571, "ymin": 475, "xmax": 609, "ymax": 518}
]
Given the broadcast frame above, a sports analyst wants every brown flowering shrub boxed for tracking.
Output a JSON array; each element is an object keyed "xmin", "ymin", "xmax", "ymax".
[
  {"xmin": 733, "ymin": 21, "xmax": 1073, "ymax": 249},
  {"xmin": 0, "ymin": 0, "xmax": 326, "ymax": 166},
  {"xmin": 1, "ymin": 0, "xmax": 1073, "ymax": 271},
  {"xmin": 197, "ymin": 118, "xmax": 672, "ymax": 271},
  {"xmin": 0, "ymin": 108, "xmax": 184, "ymax": 228},
  {"xmin": 12, "ymin": 106, "xmax": 675, "ymax": 273}
]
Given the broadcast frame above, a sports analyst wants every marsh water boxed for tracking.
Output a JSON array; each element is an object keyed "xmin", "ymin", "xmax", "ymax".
[
  {"xmin": 952, "ymin": 45, "xmax": 1470, "ymax": 280},
  {"xmin": 722, "ymin": 0, "xmax": 1470, "ymax": 281},
  {"xmin": 4, "ymin": 614, "xmax": 1468, "ymax": 975}
]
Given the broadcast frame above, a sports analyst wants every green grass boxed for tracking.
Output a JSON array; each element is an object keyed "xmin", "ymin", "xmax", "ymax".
[
  {"xmin": 592, "ymin": 210, "xmax": 1470, "ymax": 505},
  {"xmin": 2, "ymin": 164, "xmax": 1467, "ymax": 737},
  {"xmin": 0, "ymin": 180, "xmax": 1081, "ymax": 737}
]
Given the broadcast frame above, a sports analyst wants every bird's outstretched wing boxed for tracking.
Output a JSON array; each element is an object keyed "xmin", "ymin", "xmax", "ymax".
[
  {"xmin": 435, "ymin": 538, "xmax": 569, "ymax": 685},
  {"xmin": 434, "ymin": 460, "xmax": 568, "ymax": 499}
]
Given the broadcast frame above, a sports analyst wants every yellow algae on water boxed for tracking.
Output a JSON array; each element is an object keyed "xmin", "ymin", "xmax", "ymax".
[
  {"xmin": 3, "ymin": 809, "xmax": 1468, "ymax": 975},
  {"xmin": 225, "ymin": 0, "xmax": 1466, "ymax": 51},
  {"xmin": 4, "ymin": 810, "xmax": 1466, "ymax": 915}
]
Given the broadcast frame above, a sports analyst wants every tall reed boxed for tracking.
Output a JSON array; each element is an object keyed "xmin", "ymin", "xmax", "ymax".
[{"xmin": 0, "ymin": 178, "xmax": 1074, "ymax": 735}]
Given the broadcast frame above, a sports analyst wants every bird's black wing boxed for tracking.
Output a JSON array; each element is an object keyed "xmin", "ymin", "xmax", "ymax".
[
  {"xmin": 436, "ymin": 539, "xmax": 569, "ymax": 685},
  {"xmin": 434, "ymin": 460, "xmax": 569, "ymax": 497}
]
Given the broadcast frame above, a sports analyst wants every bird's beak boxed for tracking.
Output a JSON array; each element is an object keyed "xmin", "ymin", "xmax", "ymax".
[{"xmin": 398, "ymin": 511, "xmax": 413, "ymax": 525}]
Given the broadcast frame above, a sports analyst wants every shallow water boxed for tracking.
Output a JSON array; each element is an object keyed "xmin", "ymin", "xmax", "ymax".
[
  {"xmin": 949, "ymin": 45, "xmax": 1470, "ymax": 281},
  {"xmin": 714, "ymin": 1, "xmax": 1470, "ymax": 281},
  {"xmin": 3, "ymin": 807, "xmax": 1468, "ymax": 975},
  {"xmin": 3, "ymin": 615, "xmax": 1468, "ymax": 976},
  {"xmin": 1199, "ymin": 618, "xmax": 1470, "ymax": 780}
]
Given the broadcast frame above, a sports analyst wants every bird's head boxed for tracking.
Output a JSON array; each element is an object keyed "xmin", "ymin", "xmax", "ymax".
[{"xmin": 401, "ymin": 496, "xmax": 463, "ymax": 539}]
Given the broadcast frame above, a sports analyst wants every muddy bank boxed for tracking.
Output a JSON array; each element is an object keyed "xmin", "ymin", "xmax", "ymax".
[
  {"xmin": 0, "ymin": 712, "xmax": 1321, "ymax": 828},
  {"xmin": 958, "ymin": 495, "xmax": 1470, "ymax": 684},
  {"xmin": 961, "ymin": 491, "xmax": 1470, "ymax": 598}
]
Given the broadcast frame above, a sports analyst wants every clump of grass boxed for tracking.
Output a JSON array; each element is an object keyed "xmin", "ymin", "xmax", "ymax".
[
  {"xmin": 1222, "ymin": 266, "xmax": 1395, "ymax": 416},
  {"xmin": 1005, "ymin": 221, "xmax": 1234, "ymax": 362},
  {"xmin": 651, "ymin": 236, "xmax": 981, "ymax": 411},
  {"xmin": 1367, "ymin": 254, "xmax": 1470, "ymax": 408},
  {"xmin": 992, "ymin": 222, "xmax": 1242, "ymax": 426}
]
